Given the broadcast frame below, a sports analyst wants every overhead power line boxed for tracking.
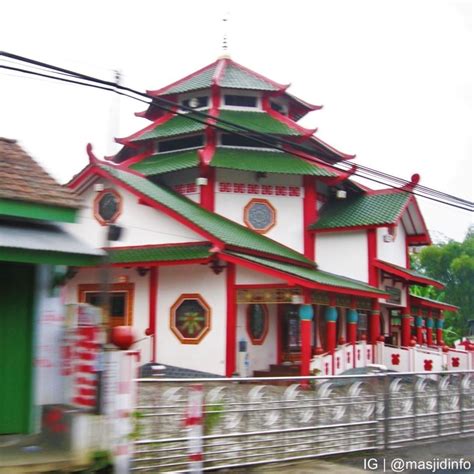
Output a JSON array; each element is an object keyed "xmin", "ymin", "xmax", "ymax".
[{"xmin": 0, "ymin": 51, "xmax": 472, "ymax": 212}]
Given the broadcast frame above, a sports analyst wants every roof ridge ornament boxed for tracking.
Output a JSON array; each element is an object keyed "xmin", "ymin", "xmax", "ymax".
[{"xmin": 400, "ymin": 173, "xmax": 420, "ymax": 192}]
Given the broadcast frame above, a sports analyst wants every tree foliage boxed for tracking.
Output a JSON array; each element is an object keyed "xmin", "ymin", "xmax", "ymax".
[{"xmin": 411, "ymin": 226, "xmax": 474, "ymax": 343}]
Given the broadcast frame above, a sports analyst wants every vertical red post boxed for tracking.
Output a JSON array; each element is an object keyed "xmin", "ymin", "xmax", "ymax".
[
  {"xmin": 367, "ymin": 228, "xmax": 378, "ymax": 287},
  {"xmin": 299, "ymin": 303, "xmax": 314, "ymax": 377},
  {"xmin": 303, "ymin": 176, "xmax": 317, "ymax": 261},
  {"xmin": 401, "ymin": 309, "xmax": 412, "ymax": 347},
  {"xmin": 225, "ymin": 263, "xmax": 237, "ymax": 377},
  {"xmin": 370, "ymin": 300, "xmax": 381, "ymax": 345},
  {"xmin": 436, "ymin": 314, "xmax": 444, "ymax": 346},
  {"xmin": 199, "ymin": 166, "xmax": 215, "ymax": 212},
  {"xmin": 426, "ymin": 311, "xmax": 434, "ymax": 346},
  {"xmin": 415, "ymin": 315, "xmax": 423, "ymax": 345},
  {"xmin": 325, "ymin": 295, "xmax": 338, "ymax": 353},
  {"xmin": 346, "ymin": 302, "xmax": 358, "ymax": 345},
  {"xmin": 148, "ymin": 267, "xmax": 158, "ymax": 362}
]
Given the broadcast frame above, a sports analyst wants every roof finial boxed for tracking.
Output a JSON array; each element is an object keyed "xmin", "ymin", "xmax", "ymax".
[{"xmin": 220, "ymin": 8, "xmax": 231, "ymax": 58}]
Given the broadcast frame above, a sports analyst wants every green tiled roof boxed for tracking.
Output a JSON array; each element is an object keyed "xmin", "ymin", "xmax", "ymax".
[
  {"xmin": 311, "ymin": 192, "xmax": 411, "ymax": 230},
  {"xmin": 210, "ymin": 148, "xmax": 336, "ymax": 176},
  {"xmin": 219, "ymin": 110, "xmax": 301, "ymax": 136},
  {"xmin": 219, "ymin": 63, "xmax": 280, "ymax": 91},
  {"xmin": 161, "ymin": 66, "xmax": 217, "ymax": 95},
  {"xmin": 130, "ymin": 151, "xmax": 199, "ymax": 176},
  {"xmin": 108, "ymin": 244, "xmax": 211, "ymax": 264},
  {"xmin": 227, "ymin": 252, "xmax": 387, "ymax": 296},
  {"xmin": 132, "ymin": 113, "xmax": 207, "ymax": 142},
  {"xmin": 99, "ymin": 164, "xmax": 311, "ymax": 265}
]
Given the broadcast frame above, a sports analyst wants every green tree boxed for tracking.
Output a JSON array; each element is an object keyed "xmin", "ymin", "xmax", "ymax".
[{"xmin": 411, "ymin": 226, "xmax": 474, "ymax": 344}]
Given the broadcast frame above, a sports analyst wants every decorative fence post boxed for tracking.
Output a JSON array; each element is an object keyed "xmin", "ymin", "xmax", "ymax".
[{"xmin": 186, "ymin": 384, "xmax": 204, "ymax": 473}]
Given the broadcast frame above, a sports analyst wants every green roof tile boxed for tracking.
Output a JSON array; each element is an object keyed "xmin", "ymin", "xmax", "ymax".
[
  {"xmin": 132, "ymin": 113, "xmax": 207, "ymax": 142},
  {"xmin": 99, "ymin": 164, "xmax": 311, "ymax": 265},
  {"xmin": 108, "ymin": 244, "xmax": 211, "ymax": 264},
  {"xmin": 210, "ymin": 148, "xmax": 336, "ymax": 176},
  {"xmin": 163, "ymin": 66, "xmax": 216, "ymax": 95},
  {"xmin": 130, "ymin": 151, "xmax": 199, "ymax": 176},
  {"xmin": 219, "ymin": 63, "xmax": 280, "ymax": 91},
  {"xmin": 311, "ymin": 192, "xmax": 411, "ymax": 230},
  {"xmin": 227, "ymin": 252, "xmax": 387, "ymax": 295},
  {"xmin": 219, "ymin": 110, "xmax": 301, "ymax": 136}
]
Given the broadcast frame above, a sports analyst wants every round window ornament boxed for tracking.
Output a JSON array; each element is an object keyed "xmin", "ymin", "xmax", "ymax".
[
  {"xmin": 94, "ymin": 189, "xmax": 122, "ymax": 226},
  {"xmin": 243, "ymin": 198, "xmax": 276, "ymax": 233}
]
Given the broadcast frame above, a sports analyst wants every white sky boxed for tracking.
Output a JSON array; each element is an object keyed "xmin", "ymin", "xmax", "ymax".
[{"xmin": 0, "ymin": 0, "xmax": 472, "ymax": 242}]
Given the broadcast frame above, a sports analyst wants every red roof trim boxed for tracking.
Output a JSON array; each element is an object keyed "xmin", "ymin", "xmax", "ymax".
[
  {"xmin": 110, "ymin": 258, "xmax": 210, "ymax": 268},
  {"xmin": 408, "ymin": 197, "xmax": 432, "ymax": 244},
  {"xmin": 311, "ymin": 224, "xmax": 387, "ymax": 234},
  {"xmin": 409, "ymin": 295, "xmax": 458, "ymax": 312},
  {"xmin": 219, "ymin": 253, "xmax": 387, "ymax": 299},
  {"xmin": 320, "ymin": 164, "xmax": 357, "ymax": 186},
  {"xmin": 374, "ymin": 259, "xmax": 444, "ymax": 289},
  {"xmin": 281, "ymin": 146, "xmax": 342, "ymax": 176},
  {"xmin": 219, "ymin": 59, "xmax": 289, "ymax": 91},
  {"xmin": 308, "ymin": 135, "xmax": 356, "ymax": 161},
  {"xmin": 115, "ymin": 109, "xmax": 177, "ymax": 145},
  {"xmin": 261, "ymin": 94, "xmax": 316, "ymax": 136},
  {"xmin": 105, "ymin": 241, "xmax": 211, "ymax": 251},
  {"xmin": 147, "ymin": 60, "xmax": 218, "ymax": 96}
]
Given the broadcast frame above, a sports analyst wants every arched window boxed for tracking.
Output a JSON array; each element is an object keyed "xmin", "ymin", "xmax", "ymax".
[{"xmin": 246, "ymin": 304, "xmax": 269, "ymax": 345}]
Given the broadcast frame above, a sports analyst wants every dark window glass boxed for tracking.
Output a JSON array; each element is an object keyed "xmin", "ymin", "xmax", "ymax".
[
  {"xmin": 224, "ymin": 95, "xmax": 257, "ymax": 107},
  {"xmin": 248, "ymin": 304, "xmax": 267, "ymax": 341},
  {"xmin": 175, "ymin": 300, "xmax": 207, "ymax": 339},
  {"xmin": 158, "ymin": 135, "xmax": 204, "ymax": 153},
  {"xmin": 98, "ymin": 192, "xmax": 119, "ymax": 222},
  {"xmin": 182, "ymin": 96, "xmax": 208, "ymax": 109},
  {"xmin": 221, "ymin": 133, "xmax": 275, "ymax": 148},
  {"xmin": 270, "ymin": 101, "xmax": 285, "ymax": 114},
  {"xmin": 85, "ymin": 292, "xmax": 126, "ymax": 318}
]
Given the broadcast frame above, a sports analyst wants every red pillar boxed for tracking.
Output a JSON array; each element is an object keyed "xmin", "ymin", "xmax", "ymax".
[
  {"xmin": 225, "ymin": 263, "xmax": 237, "ymax": 377},
  {"xmin": 199, "ymin": 166, "xmax": 215, "ymax": 211},
  {"xmin": 401, "ymin": 309, "xmax": 411, "ymax": 347},
  {"xmin": 436, "ymin": 314, "xmax": 444, "ymax": 346},
  {"xmin": 325, "ymin": 305, "xmax": 338, "ymax": 353},
  {"xmin": 300, "ymin": 318, "xmax": 313, "ymax": 376},
  {"xmin": 147, "ymin": 267, "xmax": 158, "ymax": 362},
  {"xmin": 369, "ymin": 300, "xmax": 381, "ymax": 345},
  {"xmin": 346, "ymin": 307, "xmax": 358, "ymax": 345},
  {"xmin": 415, "ymin": 315, "xmax": 423, "ymax": 345},
  {"xmin": 426, "ymin": 311, "xmax": 434, "ymax": 346},
  {"xmin": 303, "ymin": 176, "xmax": 317, "ymax": 261}
]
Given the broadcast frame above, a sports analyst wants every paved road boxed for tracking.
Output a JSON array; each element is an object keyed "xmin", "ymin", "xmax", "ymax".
[{"xmin": 245, "ymin": 435, "xmax": 474, "ymax": 473}]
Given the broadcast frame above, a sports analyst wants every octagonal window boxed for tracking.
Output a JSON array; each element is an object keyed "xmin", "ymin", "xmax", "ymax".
[
  {"xmin": 243, "ymin": 198, "xmax": 276, "ymax": 233},
  {"xmin": 170, "ymin": 294, "xmax": 211, "ymax": 344},
  {"xmin": 94, "ymin": 189, "xmax": 122, "ymax": 226}
]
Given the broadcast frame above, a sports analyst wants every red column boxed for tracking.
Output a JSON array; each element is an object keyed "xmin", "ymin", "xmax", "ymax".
[
  {"xmin": 415, "ymin": 315, "xmax": 423, "ymax": 345},
  {"xmin": 303, "ymin": 176, "xmax": 317, "ymax": 261},
  {"xmin": 225, "ymin": 263, "xmax": 237, "ymax": 377},
  {"xmin": 401, "ymin": 309, "xmax": 412, "ymax": 347},
  {"xmin": 300, "ymin": 319, "xmax": 312, "ymax": 376},
  {"xmin": 346, "ymin": 306, "xmax": 358, "ymax": 345},
  {"xmin": 369, "ymin": 300, "xmax": 381, "ymax": 345},
  {"xmin": 146, "ymin": 267, "xmax": 158, "ymax": 362},
  {"xmin": 436, "ymin": 314, "xmax": 444, "ymax": 346},
  {"xmin": 199, "ymin": 166, "xmax": 215, "ymax": 211},
  {"xmin": 426, "ymin": 310, "xmax": 433, "ymax": 346},
  {"xmin": 325, "ymin": 304, "xmax": 338, "ymax": 353},
  {"xmin": 367, "ymin": 229, "xmax": 378, "ymax": 287}
]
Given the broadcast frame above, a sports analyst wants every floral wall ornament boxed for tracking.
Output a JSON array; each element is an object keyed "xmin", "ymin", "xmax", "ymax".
[
  {"xmin": 170, "ymin": 294, "xmax": 211, "ymax": 344},
  {"xmin": 243, "ymin": 198, "xmax": 276, "ymax": 233}
]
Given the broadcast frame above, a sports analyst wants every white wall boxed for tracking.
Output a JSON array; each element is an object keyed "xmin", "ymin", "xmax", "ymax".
[
  {"xmin": 236, "ymin": 304, "xmax": 277, "ymax": 374},
  {"xmin": 236, "ymin": 266, "xmax": 286, "ymax": 285},
  {"xmin": 377, "ymin": 223, "xmax": 407, "ymax": 267},
  {"xmin": 316, "ymin": 231, "xmax": 369, "ymax": 282},
  {"xmin": 215, "ymin": 169, "xmax": 303, "ymax": 253},
  {"xmin": 156, "ymin": 264, "xmax": 227, "ymax": 375},
  {"xmin": 65, "ymin": 266, "xmax": 152, "ymax": 362},
  {"xmin": 67, "ymin": 177, "xmax": 203, "ymax": 249}
]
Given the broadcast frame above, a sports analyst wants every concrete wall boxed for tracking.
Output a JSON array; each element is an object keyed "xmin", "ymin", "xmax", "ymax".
[
  {"xmin": 66, "ymin": 177, "xmax": 203, "ymax": 248},
  {"xmin": 215, "ymin": 169, "xmax": 303, "ymax": 253},
  {"xmin": 155, "ymin": 264, "xmax": 227, "ymax": 375},
  {"xmin": 315, "ymin": 231, "xmax": 369, "ymax": 282}
]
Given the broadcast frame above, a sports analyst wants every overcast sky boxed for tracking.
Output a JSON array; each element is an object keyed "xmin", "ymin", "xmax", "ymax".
[{"xmin": 0, "ymin": 0, "xmax": 472, "ymax": 242}]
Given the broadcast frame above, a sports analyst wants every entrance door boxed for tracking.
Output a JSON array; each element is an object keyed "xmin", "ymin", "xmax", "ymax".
[
  {"xmin": 280, "ymin": 305, "xmax": 301, "ymax": 362},
  {"xmin": 0, "ymin": 262, "xmax": 34, "ymax": 434}
]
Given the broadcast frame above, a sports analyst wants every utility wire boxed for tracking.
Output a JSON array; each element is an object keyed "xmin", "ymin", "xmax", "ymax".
[{"xmin": 1, "ymin": 51, "xmax": 472, "ymax": 211}]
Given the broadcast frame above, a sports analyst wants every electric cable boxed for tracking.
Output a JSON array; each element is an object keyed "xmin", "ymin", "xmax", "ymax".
[{"xmin": 1, "ymin": 51, "xmax": 472, "ymax": 211}]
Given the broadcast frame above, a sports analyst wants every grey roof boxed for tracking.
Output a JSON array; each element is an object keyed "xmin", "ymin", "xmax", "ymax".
[{"xmin": 0, "ymin": 219, "xmax": 104, "ymax": 256}]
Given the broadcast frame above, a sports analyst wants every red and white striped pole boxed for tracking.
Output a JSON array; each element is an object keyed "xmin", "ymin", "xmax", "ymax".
[{"xmin": 186, "ymin": 384, "xmax": 204, "ymax": 472}]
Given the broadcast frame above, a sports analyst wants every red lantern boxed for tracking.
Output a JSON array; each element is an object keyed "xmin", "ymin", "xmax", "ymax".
[{"xmin": 111, "ymin": 325, "xmax": 135, "ymax": 350}]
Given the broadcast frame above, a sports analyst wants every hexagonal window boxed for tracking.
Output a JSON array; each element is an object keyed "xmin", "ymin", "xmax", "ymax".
[
  {"xmin": 94, "ymin": 189, "xmax": 122, "ymax": 226},
  {"xmin": 243, "ymin": 198, "xmax": 276, "ymax": 233},
  {"xmin": 170, "ymin": 294, "xmax": 211, "ymax": 344}
]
